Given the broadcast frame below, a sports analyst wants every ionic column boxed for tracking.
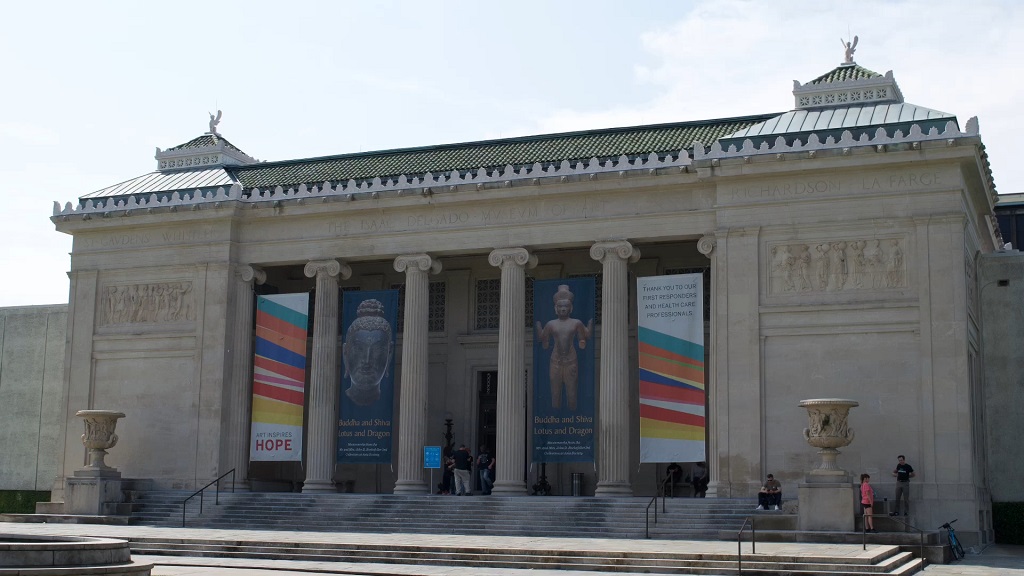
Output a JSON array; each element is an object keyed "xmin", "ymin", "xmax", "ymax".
[
  {"xmin": 488, "ymin": 248, "xmax": 537, "ymax": 495},
  {"xmin": 590, "ymin": 240, "xmax": 640, "ymax": 497},
  {"xmin": 697, "ymin": 234, "xmax": 720, "ymax": 497},
  {"xmin": 302, "ymin": 259, "xmax": 351, "ymax": 493},
  {"xmin": 393, "ymin": 254, "xmax": 442, "ymax": 494},
  {"xmin": 224, "ymin": 264, "xmax": 265, "ymax": 490}
]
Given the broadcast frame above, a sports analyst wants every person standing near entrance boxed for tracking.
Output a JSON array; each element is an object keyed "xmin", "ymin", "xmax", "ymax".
[
  {"xmin": 890, "ymin": 455, "xmax": 915, "ymax": 516},
  {"xmin": 477, "ymin": 446, "xmax": 494, "ymax": 495},
  {"xmin": 692, "ymin": 462, "xmax": 709, "ymax": 498},
  {"xmin": 452, "ymin": 444, "xmax": 473, "ymax": 496},
  {"xmin": 860, "ymin": 474, "xmax": 878, "ymax": 533}
]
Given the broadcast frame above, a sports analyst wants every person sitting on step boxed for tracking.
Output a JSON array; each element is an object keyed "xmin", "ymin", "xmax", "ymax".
[{"xmin": 755, "ymin": 473, "xmax": 782, "ymax": 510}]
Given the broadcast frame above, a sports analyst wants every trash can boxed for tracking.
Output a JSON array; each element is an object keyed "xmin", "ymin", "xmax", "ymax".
[{"xmin": 571, "ymin": 472, "xmax": 583, "ymax": 496}]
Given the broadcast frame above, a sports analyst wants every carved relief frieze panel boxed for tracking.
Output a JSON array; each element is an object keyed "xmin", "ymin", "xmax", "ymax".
[
  {"xmin": 101, "ymin": 282, "xmax": 196, "ymax": 326},
  {"xmin": 768, "ymin": 237, "xmax": 906, "ymax": 295}
]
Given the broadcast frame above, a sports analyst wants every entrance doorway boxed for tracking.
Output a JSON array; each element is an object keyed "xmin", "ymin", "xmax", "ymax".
[{"xmin": 477, "ymin": 371, "xmax": 497, "ymax": 455}]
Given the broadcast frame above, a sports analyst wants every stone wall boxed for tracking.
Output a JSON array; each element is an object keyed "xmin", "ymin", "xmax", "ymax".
[
  {"xmin": 0, "ymin": 305, "xmax": 67, "ymax": 491},
  {"xmin": 979, "ymin": 251, "xmax": 1024, "ymax": 502}
]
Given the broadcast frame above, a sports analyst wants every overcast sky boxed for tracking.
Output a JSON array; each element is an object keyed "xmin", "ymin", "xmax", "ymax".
[{"xmin": 2, "ymin": 0, "xmax": 1021, "ymax": 307}]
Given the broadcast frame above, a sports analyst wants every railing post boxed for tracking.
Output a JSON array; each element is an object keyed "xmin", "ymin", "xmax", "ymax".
[
  {"xmin": 181, "ymin": 468, "xmax": 237, "ymax": 527},
  {"xmin": 737, "ymin": 516, "xmax": 755, "ymax": 573},
  {"xmin": 862, "ymin": 513, "xmax": 866, "ymax": 550},
  {"xmin": 737, "ymin": 535, "xmax": 741, "ymax": 573}
]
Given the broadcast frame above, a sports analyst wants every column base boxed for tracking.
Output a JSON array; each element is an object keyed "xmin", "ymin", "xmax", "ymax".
[
  {"xmin": 301, "ymin": 480, "xmax": 336, "ymax": 493},
  {"xmin": 491, "ymin": 481, "xmax": 528, "ymax": 496},
  {"xmin": 230, "ymin": 480, "xmax": 251, "ymax": 492},
  {"xmin": 595, "ymin": 482, "xmax": 633, "ymax": 497},
  {"xmin": 393, "ymin": 480, "xmax": 428, "ymax": 495}
]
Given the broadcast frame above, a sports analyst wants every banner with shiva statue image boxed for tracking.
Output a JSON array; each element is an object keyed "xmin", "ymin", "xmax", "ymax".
[
  {"xmin": 531, "ymin": 277, "xmax": 596, "ymax": 463},
  {"xmin": 337, "ymin": 289, "xmax": 399, "ymax": 464}
]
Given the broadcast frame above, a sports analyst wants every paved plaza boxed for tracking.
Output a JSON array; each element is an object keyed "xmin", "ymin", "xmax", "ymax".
[{"xmin": 4, "ymin": 523, "xmax": 1021, "ymax": 575}]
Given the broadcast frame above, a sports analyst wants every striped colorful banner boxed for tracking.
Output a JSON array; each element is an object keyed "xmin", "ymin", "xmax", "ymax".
[
  {"xmin": 250, "ymin": 293, "xmax": 309, "ymax": 462},
  {"xmin": 637, "ymin": 274, "xmax": 706, "ymax": 463}
]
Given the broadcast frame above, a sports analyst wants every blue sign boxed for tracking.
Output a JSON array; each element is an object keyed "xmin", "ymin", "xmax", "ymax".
[{"xmin": 423, "ymin": 446, "xmax": 441, "ymax": 469}]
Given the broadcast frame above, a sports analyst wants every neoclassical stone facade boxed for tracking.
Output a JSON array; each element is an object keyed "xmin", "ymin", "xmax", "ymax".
[{"xmin": 45, "ymin": 60, "xmax": 1001, "ymax": 544}]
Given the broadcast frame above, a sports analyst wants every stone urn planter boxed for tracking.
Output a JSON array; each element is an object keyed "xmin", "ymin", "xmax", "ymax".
[
  {"xmin": 798, "ymin": 399, "xmax": 858, "ymax": 476},
  {"xmin": 76, "ymin": 410, "xmax": 126, "ymax": 470}
]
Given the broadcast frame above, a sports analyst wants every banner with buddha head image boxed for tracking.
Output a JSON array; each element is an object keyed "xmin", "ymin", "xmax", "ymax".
[{"xmin": 337, "ymin": 290, "xmax": 399, "ymax": 464}]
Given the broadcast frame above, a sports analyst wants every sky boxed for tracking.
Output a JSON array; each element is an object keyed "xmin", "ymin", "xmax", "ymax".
[{"xmin": 1, "ymin": 0, "xmax": 1021, "ymax": 306}]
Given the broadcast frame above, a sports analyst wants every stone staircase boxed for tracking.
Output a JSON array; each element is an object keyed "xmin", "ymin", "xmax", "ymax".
[
  {"xmin": 129, "ymin": 491, "xmax": 756, "ymax": 539},
  {"xmin": 8, "ymin": 492, "xmax": 773, "ymax": 541},
  {"xmin": 2, "ymin": 491, "xmax": 931, "ymax": 575},
  {"xmin": 127, "ymin": 535, "xmax": 925, "ymax": 575}
]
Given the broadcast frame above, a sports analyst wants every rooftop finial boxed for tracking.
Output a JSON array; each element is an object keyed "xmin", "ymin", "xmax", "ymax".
[
  {"xmin": 208, "ymin": 110, "xmax": 222, "ymax": 135},
  {"xmin": 841, "ymin": 35, "xmax": 858, "ymax": 65}
]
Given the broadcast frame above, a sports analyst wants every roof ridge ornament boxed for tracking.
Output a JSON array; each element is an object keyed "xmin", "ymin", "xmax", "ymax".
[
  {"xmin": 841, "ymin": 35, "xmax": 858, "ymax": 66},
  {"xmin": 208, "ymin": 110, "xmax": 222, "ymax": 136}
]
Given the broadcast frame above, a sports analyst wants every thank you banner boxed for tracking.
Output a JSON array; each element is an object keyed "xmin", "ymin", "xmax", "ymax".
[
  {"xmin": 531, "ymin": 277, "xmax": 596, "ymax": 463},
  {"xmin": 337, "ymin": 290, "xmax": 399, "ymax": 464},
  {"xmin": 637, "ymin": 274, "xmax": 706, "ymax": 463},
  {"xmin": 251, "ymin": 293, "xmax": 309, "ymax": 462}
]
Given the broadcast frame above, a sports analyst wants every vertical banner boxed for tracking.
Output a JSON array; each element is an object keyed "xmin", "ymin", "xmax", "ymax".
[
  {"xmin": 250, "ymin": 293, "xmax": 309, "ymax": 461},
  {"xmin": 637, "ymin": 274, "xmax": 706, "ymax": 463},
  {"xmin": 337, "ymin": 290, "xmax": 399, "ymax": 464},
  {"xmin": 532, "ymin": 278, "xmax": 596, "ymax": 463}
]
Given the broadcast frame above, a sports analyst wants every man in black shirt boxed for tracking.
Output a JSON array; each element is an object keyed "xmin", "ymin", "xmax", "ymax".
[
  {"xmin": 452, "ymin": 444, "xmax": 473, "ymax": 496},
  {"xmin": 890, "ymin": 455, "xmax": 915, "ymax": 516}
]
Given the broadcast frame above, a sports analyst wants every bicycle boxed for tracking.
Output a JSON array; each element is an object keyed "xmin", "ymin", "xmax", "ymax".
[{"xmin": 939, "ymin": 519, "xmax": 965, "ymax": 561}]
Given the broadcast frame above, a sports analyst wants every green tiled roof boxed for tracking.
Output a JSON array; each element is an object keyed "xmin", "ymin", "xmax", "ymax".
[
  {"xmin": 808, "ymin": 64, "xmax": 882, "ymax": 85},
  {"xmin": 232, "ymin": 115, "xmax": 776, "ymax": 189},
  {"xmin": 166, "ymin": 134, "xmax": 248, "ymax": 155}
]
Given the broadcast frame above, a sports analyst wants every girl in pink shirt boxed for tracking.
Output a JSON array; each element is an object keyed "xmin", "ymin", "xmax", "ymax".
[{"xmin": 860, "ymin": 473, "xmax": 877, "ymax": 533}]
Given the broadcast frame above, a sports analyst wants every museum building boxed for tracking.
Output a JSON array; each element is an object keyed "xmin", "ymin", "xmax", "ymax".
[{"xmin": 42, "ymin": 57, "xmax": 1004, "ymax": 543}]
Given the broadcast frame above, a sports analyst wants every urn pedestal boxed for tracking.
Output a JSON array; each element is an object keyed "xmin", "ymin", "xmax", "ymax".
[
  {"xmin": 66, "ymin": 410, "xmax": 128, "ymax": 515},
  {"xmin": 796, "ymin": 399, "xmax": 858, "ymax": 531}
]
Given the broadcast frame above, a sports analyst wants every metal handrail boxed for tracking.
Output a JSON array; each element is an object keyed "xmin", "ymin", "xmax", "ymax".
[
  {"xmin": 737, "ymin": 515, "xmax": 755, "ymax": 573},
  {"xmin": 182, "ymin": 468, "xmax": 235, "ymax": 527},
  {"xmin": 862, "ymin": 513, "xmax": 927, "ymax": 568},
  {"xmin": 644, "ymin": 477, "xmax": 671, "ymax": 538}
]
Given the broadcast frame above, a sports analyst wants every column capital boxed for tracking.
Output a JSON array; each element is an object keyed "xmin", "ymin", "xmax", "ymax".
[
  {"xmin": 697, "ymin": 235, "xmax": 716, "ymax": 258},
  {"xmin": 238, "ymin": 264, "xmax": 267, "ymax": 285},
  {"xmin": 590, "ymin": 240, "xmax": 640, "ymax": 263},
  {"xmin": 488, "ymin": 247, "xmax": 538, "ymax": 270},
  {"xmin": 394, "ymin": 254, "xmax": 442, "ymax": 275},
  {"xmin": 304, "ymin": 259, "xmax": 352, "ymax": 280}
]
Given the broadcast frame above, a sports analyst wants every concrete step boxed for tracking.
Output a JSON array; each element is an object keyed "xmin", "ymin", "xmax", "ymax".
[{"xmin": 127, "ymin": 537, "xmax": 923, "ymax": 575}]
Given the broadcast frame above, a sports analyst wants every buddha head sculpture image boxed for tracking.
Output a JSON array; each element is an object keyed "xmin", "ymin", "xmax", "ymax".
[{"xmin": 342, "ymin": 299, "xmax": 394, "ymax": 406}]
